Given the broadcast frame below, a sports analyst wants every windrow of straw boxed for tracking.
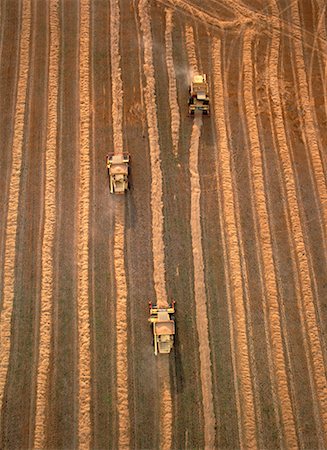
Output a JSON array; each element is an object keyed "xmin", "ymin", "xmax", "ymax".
[
  {"xmin": 165, "ymin": 9, "xmax": 180, "ymax": 155},
  {"xmin": 110, "ymin": 0, "xmax": 130, "ymax": 445},
  {"xmin": 138, "ymin": 1, "xmax": 172, "ymax": 448},
  {"xmin": 0, "ymin": 0, "xmax": 31, "ymax": 412},
  {"xmin": 77, "ymin": 0, "xmax": 91, "ymax": 447},
  {"xmin": 243, "ymin": 29, "xmax": 297, "ymax": 448},
  {"xmin": 268, "ymin": 1, "xmax": 327, "ymax": 443},
  {"xmin": 33, "ymin": 0, "xmax": 59, "ymax": 447},
  {"xmin": 212, "ymin": 37, "xmax": 257, "ymax": 449}
]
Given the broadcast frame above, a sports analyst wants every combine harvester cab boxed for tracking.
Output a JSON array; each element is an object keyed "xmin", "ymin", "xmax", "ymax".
[
  {"xmin": 188, "ymin": 73, "xmax": 210, "ymax": 116},
  {"xmin": 106, "ymin": 152, "xmax": 130, "ymax": 194},
  {"xmin": 148, "ymin": 301, "xmax": 175, "ymax": 355}
]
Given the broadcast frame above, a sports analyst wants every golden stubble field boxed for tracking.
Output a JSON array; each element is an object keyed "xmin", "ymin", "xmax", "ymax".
[{"xmin": 0, "ymin": 0, "xmax": 327, "ymax": 448}]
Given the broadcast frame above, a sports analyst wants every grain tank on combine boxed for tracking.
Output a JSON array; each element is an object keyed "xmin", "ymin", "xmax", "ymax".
[
  {"xmin": 148, "ymin": 301, "xmax": 175, "ymax": 355},
  {"xmin": 188, "ymin": 73, "xmax": 210, "ymax": 115},
  {"xmin": 106, "ymin": 152, "xmax": 130, "ymax": 194}
]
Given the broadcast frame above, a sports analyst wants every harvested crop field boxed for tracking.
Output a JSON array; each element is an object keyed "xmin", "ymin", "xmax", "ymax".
[{"xmin": 1, "ymin": 0, "xmax": 327, "ymax": 448}]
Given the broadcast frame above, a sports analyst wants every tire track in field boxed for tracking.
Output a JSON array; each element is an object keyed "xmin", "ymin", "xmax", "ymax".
[
  {"xmin": 138, "ymin": 1, "xmax": 172, "ymax": 449},
  {"xmin": 225, "ymin": 33, "xmax": 278, "ymax": 448},
  {"xmin": 185, "ymin": 25, "xmax": 216, "ymax": 448},
  {"xmin": 255, "ymin": 25, "xmax": 320, "ymax": 449},
  {"xmin": 109, "ymin": 0, "xmax": 130, "ymax": 445},
  {"xmin": 165, "ymin": 8, "xmax": 180, "ymax": 155},
  {"xmin": 306, "ymin": 1, "xmax": 327, "ymax": 178},
  {"xmin": 212, "ymin": 37, "xmax": 257, "ymax": 450},
  {"xmin": 266, "ymin": 12, "xmax": 326, "ymax": 446},
  {"xmin": 242, "ymin": 29, "xmax": 298, "ymax": 448},
  {"xmin": 33, "ymin": 0, "xmax": 59, "ymax": 447},
  {"xmin": 78, "ymin": 0, "xmax": 91, "ymax": 446},
  {"xmin": 157, "ymin": 0, "xmax": 247, "ymax": 30},
  {"xmin": 268, "ymin": 2, "xmax": 327, "ymax": 443},
  {"xmin": 314, "ymin": 1, "xmax": 327, "ymax": 124},
  {"xmin": 289, "ymin": 1, "xmax": 327, "ymax": 246},
  {"xmin": 0, "ymin": 0, "xmax": 31, "ymax": 412}
]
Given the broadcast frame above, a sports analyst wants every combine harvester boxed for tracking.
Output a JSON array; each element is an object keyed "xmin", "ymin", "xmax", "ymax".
[
  {"xmin": 188, "ymin": 74, "xmax": 210, "ymax": 116},
  {"xmin": 148, "ymin": 301, "xmax": 175, "ymax": 355},
  {"xmin": 106, "ymin": 152, "xmax": 130, "ymax": 194}
]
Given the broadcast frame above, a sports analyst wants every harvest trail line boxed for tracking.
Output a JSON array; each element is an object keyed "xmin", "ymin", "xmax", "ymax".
[
  {"xmin": 0, "ymin": 0, "xmax": 31, "ymax": 412},
  {"xmin": 33, "ymin": 0, "xmax": 59, "ymax": 447},
  {"xmin": 77, "ymin": 0, "xmax": 91, "ymax": 446},
  {"xmin": 110, "ymin": 0, "xmax": 130, "ymax": 445},
  {"xmin": 269, "ymin": 0, "xmax": 327, "ymax": 444},
  {"xmin": 189, "ymin": 114, "xmax": 216, "ymax": 448},
  {"xmin": 242, "ymin": 29, "xmax": 297, "ymax": 449},
  {"xmin": 165, "ymin": 9, "xmax": 180, "ymax": 155},
  {"xmin": 212, "ymin": 37, "xmax": 257, "ymax": 449},
  {"xmin": 138, "ymin": 0, "xmax": 172, "ymax": 448},
  {"xmin": 185, "ymin": 24, "xmax": 216, "ymax": 449}
]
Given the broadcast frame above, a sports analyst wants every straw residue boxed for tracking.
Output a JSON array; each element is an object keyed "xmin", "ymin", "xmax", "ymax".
[
  {"xmin": 189, "ymin": 115, "xmax": 216, "ymax": 448},
  {"xmin": 110, "ymin": 0, "xmax": 130, "ymax": 445},
  {"xmin": 33, "ymin": 0, "xmax": 59, "ymax": 447},
  {"xmin": 138, "ymin": 0, "xmax": 167, "ymax": 306},
  {"xmin": 78, "ymin": 0, "xmax": 91, "ymax": 447},
  {"xmin": 212, "ymin": 37, "xmax": 257, "ymax": 449},
  {"xmin": 114, "ymin": 206, "xmax": 130, "ymax": 447},
  {"xmin": 243, "ymin": 30, "xmax": 297, "ymax": 448},
  {"xmin": 185, "ymin": 24, "xmax": 198, "ymax": 75},
  {"xmin": 110, "ymin": 0, "xmax": 123, "ymax": 154},
  {"xmin": 290, "ymin": 0, "xmax": 327, "ymax": 244},
  {"xmin": 268, "ymin": 1, "xmax": 327, "ymax": 441},
  {"xmin": 156, "ymin": 0, "xmax": 247, "ymax": 30},
  {"xmin": 138, "ymin": 1, "xmax": 172, "ymax": 448},
  {"xmin": 0, "ymin": 0, "xmax": 31, "ymax": 411},
  {"xmin": 165, "ymin": 9, "xmax": 180, "ymax": 155}
]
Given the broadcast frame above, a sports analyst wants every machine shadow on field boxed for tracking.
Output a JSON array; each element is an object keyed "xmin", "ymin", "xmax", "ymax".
[
  {"xmin": 124, "ymin": 179, "xmax": 136, "ymax": 230},
  {"xmin": 171, "ymin": 318, "xmax": 184, "ymax": 394}
]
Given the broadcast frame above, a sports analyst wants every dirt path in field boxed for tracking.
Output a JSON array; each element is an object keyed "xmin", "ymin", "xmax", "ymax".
[
  {"xmin": 77, "ymin": 0, "xmax": 91, "ymax": 446},
  {"xmin": 33, "ymin": 0, "xmax": 59, "ymax": 447},
  {"xmin": 212, "ymin": 36, "xmax": 257, "ymax": 449},
  {"xmin": 89, "ymin": 1, "xmax": 119, "ymax": 446},
  {"xmin": 0, "ymin": 0, "xmax": 30, "ymax": 413},
  {"xmin": 110, "ymin": 0, "xmax": 130, "ymax": 445}
]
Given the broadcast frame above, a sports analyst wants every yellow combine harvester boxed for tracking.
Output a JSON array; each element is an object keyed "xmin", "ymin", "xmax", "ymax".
[
  {"xmin": 188, "ymin": 73, "xmax": 210, "ymax": 116},
  {"xmin": 106, "ymin": 152, "xmax": 130, "ymax": 194},
  {"xmin": 148, "ymin": 301, "xmax": 175, "ymax": 355}
]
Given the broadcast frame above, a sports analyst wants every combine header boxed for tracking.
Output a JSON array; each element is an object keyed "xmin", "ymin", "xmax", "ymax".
[
  {"xmin": 188, "ymin": 74, "xmax": 210, "ymax": 116},
  {"xmin": 148, "ymin": 301, "xmax": 175, "ymax": 355},
  {"xmin": 106, "ymin": 152, "xmax": 130, "ymax": 194}
]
